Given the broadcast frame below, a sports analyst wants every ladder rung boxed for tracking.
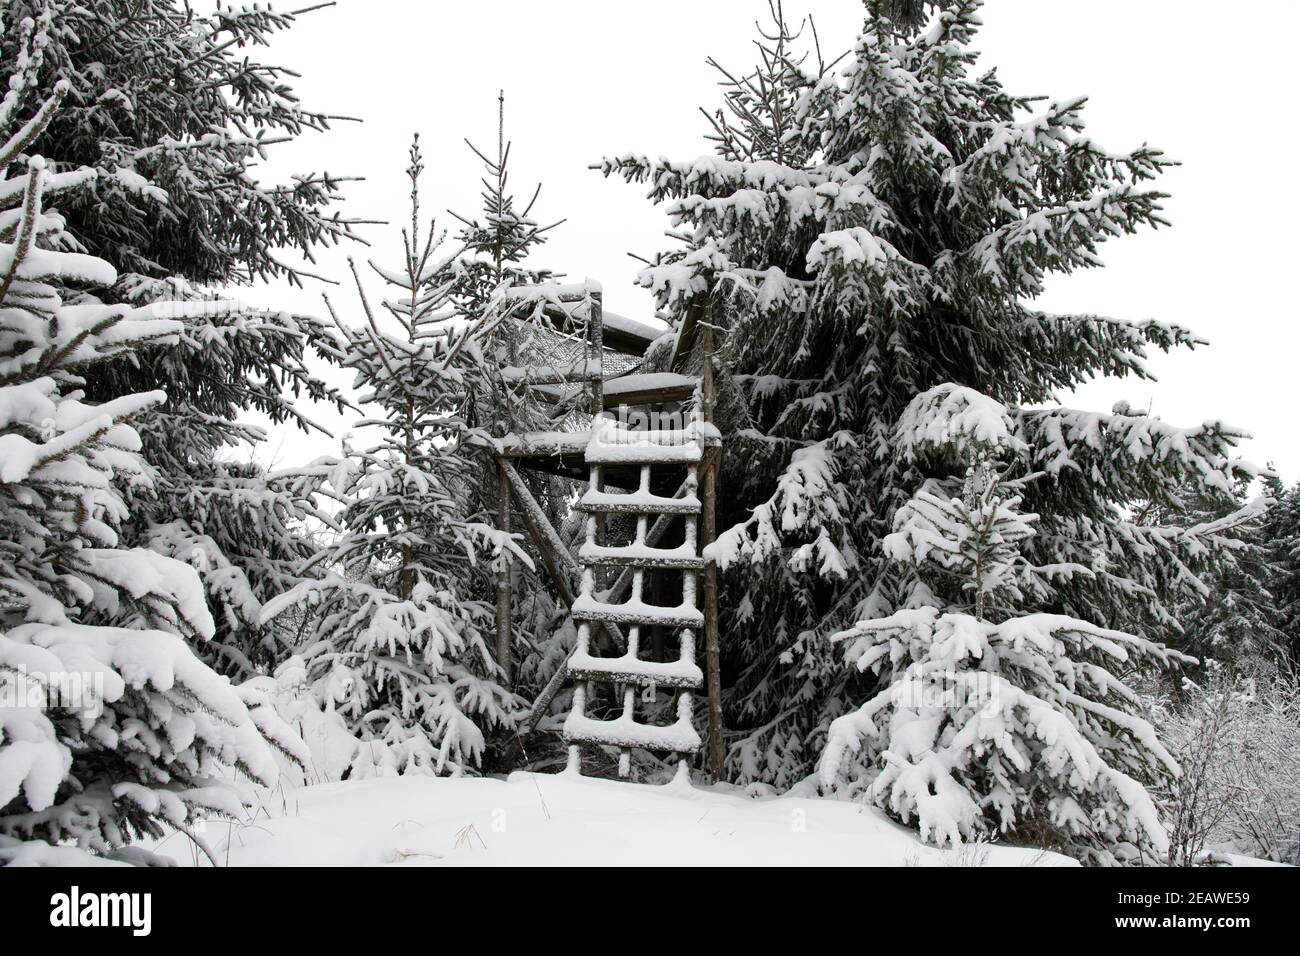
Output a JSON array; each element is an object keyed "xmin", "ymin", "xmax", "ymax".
[
  {"xmin": 571, "ymin": 596, "xmax": 704, "ymax": 629},
  {"xmin": 563, "ymin": 714, "xmax": 702, "ymax": 754},
  {"xmin": 496, "ymin": 430, "xmax": 591, "ymax": 459},
  {"xmin": 576, "ymin": 491, "xmax": 701, "ymax": 516},
  {"xmin": 568, "ymin": 652, "xmax": 703, "ymax": 690},
  {"xmin": 584, "ymin": 445, "xmax": 703, "ymax": 465},
  {"xmin": 579, "ymin": 543, "xmax": 705, "ymax": 570}
]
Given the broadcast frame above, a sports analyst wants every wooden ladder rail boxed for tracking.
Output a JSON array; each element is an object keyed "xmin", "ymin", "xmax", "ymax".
[{"xmin": 697, "ymin": 299, "xmax": 724, "ymax": 781}]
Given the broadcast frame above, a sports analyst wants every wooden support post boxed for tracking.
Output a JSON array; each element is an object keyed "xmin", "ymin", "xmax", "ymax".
[
  {"xmin": 522, "ymin": 661, "xmax": 571, "ymax": 739},
  {"xmin": 700, "ymin": 303, "xmax": 725, "ymax": 782},
  {"xmin": 495, "ymin": 460, "xmax": 513, "ymax": 686},
  {"xmin": 588, "ymin": 287, "xmax": 607, "ymax": 596},
  {"xmin": 499, "ymin": 460, "xmax": 586, "ymax": 603},
  {"xmin": 671, "ymin": 296, "xmax": 708, "ymax": 373},
  {"xmin": 588, "ymin": 286, "xmax": 604, "ymax": 418}
]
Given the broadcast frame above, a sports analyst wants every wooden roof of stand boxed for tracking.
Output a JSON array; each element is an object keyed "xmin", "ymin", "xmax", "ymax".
[{"xmin": 530, "ymin": 299, "xmax": 664, "ymax": 357}]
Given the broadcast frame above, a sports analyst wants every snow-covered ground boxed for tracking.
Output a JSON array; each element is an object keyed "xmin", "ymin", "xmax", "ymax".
[{"xmin": 148, "ymin": 773, "xmax": 1076, "ymax": 867}]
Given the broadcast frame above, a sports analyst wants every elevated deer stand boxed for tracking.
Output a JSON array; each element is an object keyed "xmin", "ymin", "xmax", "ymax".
[{"xmin": 490, "ymin": 283, "xmax": 725, "ymax": 781}]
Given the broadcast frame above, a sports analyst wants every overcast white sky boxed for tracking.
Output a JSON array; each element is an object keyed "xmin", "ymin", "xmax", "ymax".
[{"xmin": 244, "ymin": 0, "xmax": 1300, "ymax": 482}]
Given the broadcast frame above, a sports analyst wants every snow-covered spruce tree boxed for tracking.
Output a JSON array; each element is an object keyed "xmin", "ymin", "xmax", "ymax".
[
  {"xmin": 598, "ymin": 0, "xmax": 1259, "ymax": 794},
  {"xmin": 0, "ymin": 1, "xmax": 358, "ymax": 678},
  {"xmin": 818, "ymin": 389, "xmax": 1192, "ymax": 862},
  {"xmin": 448, "ymin": 93, "xmax": 575, "ymax": 706},
  {"xmin": 450, "ymin": 91, "xmax": 561, "ymax": 330},
  {"xmin": 260, "ymin": 140, "xmax": 531, "ymax": 776},
  {"xmin": 0, "ymin": 70, "xmax": 303, "ymax": 858},
  {"xmin": 1159, "ymin": 671, "xmax": 1300, "ymax": 865}
]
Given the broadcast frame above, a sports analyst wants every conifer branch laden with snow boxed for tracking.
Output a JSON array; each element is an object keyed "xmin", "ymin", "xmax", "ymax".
[{"xmin": 0, "ymin": 0, "xmax": 364, "ymax": 287}]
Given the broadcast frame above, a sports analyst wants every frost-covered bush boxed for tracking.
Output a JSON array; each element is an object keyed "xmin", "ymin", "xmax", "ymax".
[
  {"xmin": 239, "ymin": 657, "xmax": 360, "ymax": 786},
  {"xmin": 1156, "ymin": 671, "xmax": 1300, "ymax": 865},
  {"xmin": 0, "ymin": 29, "xmax": 303, "ymax": 856}
]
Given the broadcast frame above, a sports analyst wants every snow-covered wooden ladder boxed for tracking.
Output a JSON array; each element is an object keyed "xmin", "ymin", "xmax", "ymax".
[
  {"xmin": 563, "ymin": 409, "xmax": 713, "ymax": 778},
  {"xmin": 490, "ymin": 285, "xmax": 724, "ymax": 780}
]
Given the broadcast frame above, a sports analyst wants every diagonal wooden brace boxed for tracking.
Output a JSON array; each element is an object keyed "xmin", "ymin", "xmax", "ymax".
[
  {"xmin": 500, "ymin": 463, "xmax": 696, "ymax": 738},
  {"xmin": 498, "ymin": 459, "xmax": 623, "ymax": 737}
]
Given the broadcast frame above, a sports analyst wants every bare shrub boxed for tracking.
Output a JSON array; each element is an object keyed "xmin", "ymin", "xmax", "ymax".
[{"xmin": 1155, "ymin": 669, "xmax": 1300, "ymax": 865}]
